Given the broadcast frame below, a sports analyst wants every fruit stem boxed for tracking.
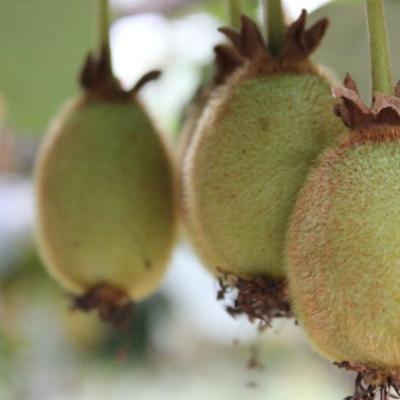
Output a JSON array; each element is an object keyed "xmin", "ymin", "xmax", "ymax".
[
  {"xmin": 264, "ymin": 0, "xmax": 286, "ymax": 56},
  {"xmin": 365, "ymin": 0, "xmax": 394, "ymax": 97},
  {"xmin": 98, "ymin": 0, "xmax": 113, "ymax": 77},
  {"xmin": 227, "ymin": 0, "xmax": 242, "ymax": 29}
]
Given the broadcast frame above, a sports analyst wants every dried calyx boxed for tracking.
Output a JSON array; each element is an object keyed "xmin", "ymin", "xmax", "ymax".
[
  {"xmin": 334, "ymin": 74, "xmax": 400, "ymax": 130},
  {"xmin": 217, "ymin": 271, "xmax": 292, "ymax": 330},
  {"xmin": 73, "ymin": 283, "xmax": 134, "ymax": 328},
  {"xmin": 336, "ymin": 362, "xmax": 400, "ymax": 400},
  {"xmin": 214, "ymin": 10, "xmax": 328, "ymax": 84},
  {"xmin": 80, "ymin": 46, "xmax": 161, "ymax": 101}
]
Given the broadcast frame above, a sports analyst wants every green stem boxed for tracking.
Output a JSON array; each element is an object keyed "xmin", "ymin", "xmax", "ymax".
[
  {"xmin": 227, "ymin": 0, "xmax": 242, "ymax": 29},
  {"xmin": 98, "ymin": 0, "xmax": 112, "ymax": 75},
  {"xmin": 265, "ymin": 0, "xmax": 286, "ymax": 56},
  {"xmin": 365, "ymin": 0, "xmax": 394, "ymax": 96}
]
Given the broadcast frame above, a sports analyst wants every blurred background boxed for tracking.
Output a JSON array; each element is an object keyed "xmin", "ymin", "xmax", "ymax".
[{"xmin": 1, "ymin": 0, "xmax": 399, "ymax": 399}]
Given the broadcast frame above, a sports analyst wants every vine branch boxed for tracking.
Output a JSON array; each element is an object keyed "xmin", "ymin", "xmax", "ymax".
[{"xmin": 365, "ymin": 0, "xmax": 394, "ymax": 97}]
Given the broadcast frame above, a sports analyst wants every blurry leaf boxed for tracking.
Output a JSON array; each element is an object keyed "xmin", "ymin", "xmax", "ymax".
[
  {"xmin": 310, "ymin": 0, "xmax": 400, "ymax": 102},
  {"xmin": 0, "ymin": 0, "xmax": 94, "ymax": 135}
]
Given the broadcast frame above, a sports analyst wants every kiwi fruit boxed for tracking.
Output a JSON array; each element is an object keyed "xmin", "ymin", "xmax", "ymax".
[
  {"xmin": 35, "ymin": 47, "xmax": 177, "ymax": 326},
  {"xmin": 287, "ymin": 75, "xmax": 400, "ymax": 397},
  {"xmin": 181, "ymin": 11, "xmax": 347, "ymax": 325}
]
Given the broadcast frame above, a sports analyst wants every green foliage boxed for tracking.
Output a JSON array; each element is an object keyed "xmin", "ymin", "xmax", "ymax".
[{"xmin": 0, "ymin": 0, "xmax": 93, "ymax": 134}]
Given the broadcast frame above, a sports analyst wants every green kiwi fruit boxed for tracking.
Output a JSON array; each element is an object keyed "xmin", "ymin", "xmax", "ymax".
[
  {"xmin": 35, "ymin": 48, "xmax": 177, "ymax": 325},
  {"xmin": 181, "ymin": 11, "xmax": 347, "ymax": 324}
]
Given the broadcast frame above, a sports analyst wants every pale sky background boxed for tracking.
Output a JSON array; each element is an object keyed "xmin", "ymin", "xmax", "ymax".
[
  {"xmin": 283, "ymin": 0, "xmax": 330, "ymax": 18},
  {"xmin": 111, "ymin": 0, "xmax": 331, "ymax": 18}
]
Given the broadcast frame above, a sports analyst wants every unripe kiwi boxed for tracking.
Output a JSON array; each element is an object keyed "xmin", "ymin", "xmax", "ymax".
[
  {"xmin": 287, "ymin": 76, "xmax": 400, "ymax": 392},
  {"xmin": 35, "ymin": 50, "xmax": 176, "ymax": 325},
  {"xmin": 181, "ymin": 12, "xmax": 347, "ymax": 323}
]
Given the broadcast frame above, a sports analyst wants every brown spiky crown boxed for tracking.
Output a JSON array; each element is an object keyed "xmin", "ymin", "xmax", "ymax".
[
  {"xmin": 213, "ymin": 10, "xmax": 329, "ymax": 85},
  {"xmin": 80, "ymin": 46, "xmax": 161, "ymax": 101},
  {"xmin": 334, "ymin": 74, "xmax": 400, "ymax": 130}
]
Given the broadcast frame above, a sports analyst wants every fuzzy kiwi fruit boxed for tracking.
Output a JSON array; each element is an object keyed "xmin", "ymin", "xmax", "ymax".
[
  {"xmin": 181, "ymin": 11, "xmax": 347, "ymax": 325},
  {"xmin": 287, "ymin": 75, "xmax": 400, "ymax": 397},
  {"xmin": 35, "ymin": 47, "xmax": 177, "ymax": 326}
]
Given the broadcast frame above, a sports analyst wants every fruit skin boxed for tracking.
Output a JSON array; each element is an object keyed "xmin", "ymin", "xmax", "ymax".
[
  {"xmin": 35, "ymin": 97, "xmax": 176, "ymax": 301},
  {"xmin": 182, "ymin": 14, "xmax": 346, "ymax": 280},
  {"xmin": 287, "ymin": 127, "xmax": 400, "ymax": 371}
]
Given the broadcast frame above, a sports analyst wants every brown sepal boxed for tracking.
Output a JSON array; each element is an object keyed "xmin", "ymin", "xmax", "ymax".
[
  {"xmin": 335, "ymin": 361, "xmax": 400, "ymax": 400},
  {"xmin": 214, "ymin": 10, "xmax": 328, "ymax": 83},
  {"xmin": 72, "ymin": 283, "xmax": 134, "ymax": 329},
  {"xmin": 129, "ymin": 70, "xmax": 161, "ymax": 95},
  {"xmin": 80, "ymin": 46, "xmax": 123, "ymax": 98},
  {"xmin": 282, "ymin": 10, "xmax": 329, "ymax": 63},
  {"xmin": 334, "ymin": 74, "xmax": 400, "ymax": 129},
  {"xmin": 80, "ymin": 47, "xmax": 161, "ymax": 101},
  {"xmin": 214, "ymin": 44, "xmax": 245, "ymax": 85},
  {"xmin": 217, "ymin": 270, "xmax": 292, "ymax": 330}
]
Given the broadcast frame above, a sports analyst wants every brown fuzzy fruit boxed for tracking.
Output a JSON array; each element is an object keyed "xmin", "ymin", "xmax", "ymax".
[{"xmin": 287, "ymin": 75, "xmax": 400, "ymax": 398}]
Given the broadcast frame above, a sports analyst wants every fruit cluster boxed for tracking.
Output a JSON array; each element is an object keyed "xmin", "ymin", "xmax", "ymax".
[{"xmin": 33, "ymin": 0, "xmax": 400, "ymax": 398}]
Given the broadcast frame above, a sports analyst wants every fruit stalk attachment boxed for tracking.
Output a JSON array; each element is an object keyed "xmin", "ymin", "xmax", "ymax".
[
  {"xmin": 80, "ymin": 0, "xmax": 119, "ymax": 96},
  {"xmin": 81, "ymin": 0, "xmax": 161, "ymax": 99},
  {"xmin": 227, "ymin": 0, "xmax": 242, "ymax": 29},
  {"xmin": 334, "ymin": 0, "xmax": 400, "ymax": 130},
  {"xmin": 264, "ymin": 0, "xmax": 286, "ymax": 56},
  {"xmin": 366, "ymin": 0, "xmax": 394, "ymax": 97}
]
